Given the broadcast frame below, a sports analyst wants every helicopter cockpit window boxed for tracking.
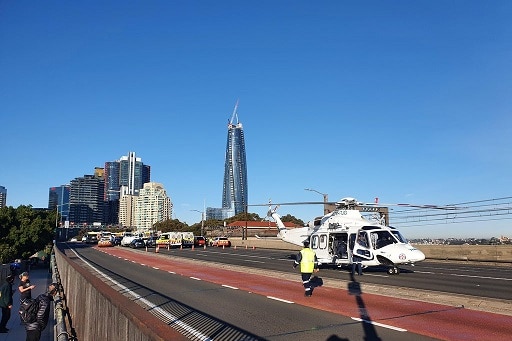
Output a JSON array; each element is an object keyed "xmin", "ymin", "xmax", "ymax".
[
  {"xmin": 390, "ymin": 230, "xmax": 407, "ymax": 243},
  {"xmin": 370, "ymin": 231, "xmax": 397, "ymax": 250},
  {"xmin": 356, "ymin": 232, "xmax": 369, "ymax": 248}
]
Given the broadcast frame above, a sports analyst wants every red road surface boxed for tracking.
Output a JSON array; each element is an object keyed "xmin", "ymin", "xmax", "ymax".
[{"xmin": 98, "ymin": 247, "xmax": 512, "ymax": 341}]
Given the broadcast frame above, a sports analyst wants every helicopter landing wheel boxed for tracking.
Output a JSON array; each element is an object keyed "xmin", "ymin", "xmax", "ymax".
[{"xmin": 387, "ymin": 267, "xmax": 400, "ymax": 275}]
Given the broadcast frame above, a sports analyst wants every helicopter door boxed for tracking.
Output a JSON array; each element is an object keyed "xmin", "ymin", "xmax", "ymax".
[
  {"xmin": 331, "ymin": 233, "xmax": 348, "ymax": 259},
  {"xmin": 352, "ymin": 230, "xmax": 373, "ymax": 260},
  {"xmin": 310, "ymin": 233, "xmax": 329, "ymax": 262}
]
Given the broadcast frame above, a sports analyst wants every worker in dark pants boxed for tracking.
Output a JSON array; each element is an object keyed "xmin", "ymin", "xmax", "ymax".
[
  {"xmin": 0, "ymin": 274, "xmax": 15, "ymax": 333},
  {"xmin": 293, "ymin": 240, "xmax": 319, "ymax": 297}
]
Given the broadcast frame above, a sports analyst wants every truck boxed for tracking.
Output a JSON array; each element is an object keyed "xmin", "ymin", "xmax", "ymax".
[{"xmin": 156, "ymin": 232, "xmax": 195, "ymax": 248}]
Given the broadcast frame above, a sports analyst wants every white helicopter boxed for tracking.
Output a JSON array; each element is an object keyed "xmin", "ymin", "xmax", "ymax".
[{"xmin": 267, "ymin": 197, "xmax": 427, "ymax": 275}]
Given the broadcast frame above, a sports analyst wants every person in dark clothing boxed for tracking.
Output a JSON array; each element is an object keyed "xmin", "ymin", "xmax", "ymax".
[
  {"xmin": 24, "ymin": 283, "xmax": 58, "ymax": 341},
  {"xmin": 293, "ymin": 240, "xmax": 319, "ymax": 297},
  {"xmin": 19, "ymin": 272, "xmax": 35, "ymax": 302},
  {"xmin": 0, "ymin": 274, "xmax": 15, "ymax": 333},
  {"xmin": 352, "ymin": 233, "xmax": 369, "ymax": 276}
]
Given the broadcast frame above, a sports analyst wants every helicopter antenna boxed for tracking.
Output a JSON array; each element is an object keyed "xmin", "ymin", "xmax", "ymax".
[{"xmin": 229, "ymin": 99, "xmax": 239, "ymax": 125}]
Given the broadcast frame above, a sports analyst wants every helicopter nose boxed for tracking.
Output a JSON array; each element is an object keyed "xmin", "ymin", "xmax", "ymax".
[{"xmin": 410, "ymin": 248, "xmax": 426, "ymax": 262}]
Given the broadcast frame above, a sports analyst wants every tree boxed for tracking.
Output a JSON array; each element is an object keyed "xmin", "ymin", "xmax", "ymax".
[
  {"xmin": 0, "ymin": 205, "xmax": 54, "ymax": 264},
  {"xmin": 154, "ymin": 219, "xmax": 190, "ymax": 233},
  {"xmin": 280, "ymin": 214, "xmax": 304, "ymax": 226}
]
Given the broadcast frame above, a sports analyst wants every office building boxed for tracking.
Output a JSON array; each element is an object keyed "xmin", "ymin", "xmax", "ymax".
[
  {"xmin": 68, "ymin": 169, "xmax": 105, "ymax": 226},
  {"xmin": 104, "ymin": 152, "xmax": 151, "ymax": 224},
  {"xmin": 135, "ymin": 182, "xmax": 172, "ymax": 231},
  {"xmin": 0, "ymin": 186, "xmax": 6, "ymax": 208},
  {"xmin": 207, "ymin": 102, "xmax": 248, "ymax": 220},
  {"xmin": 48, "ymin": 185, "xmax": 70, "ymax": 225}
]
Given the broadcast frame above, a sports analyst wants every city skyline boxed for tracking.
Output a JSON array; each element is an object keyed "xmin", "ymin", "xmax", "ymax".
[{"xmin": 1, "ymin": 2, "xmax": 511, "ymax": 238}]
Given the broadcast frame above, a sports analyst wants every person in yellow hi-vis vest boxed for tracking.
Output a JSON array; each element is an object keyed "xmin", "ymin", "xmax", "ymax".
[{"xmin": 293, "ymin": 240, "xmax": 319, "ymax": 297}]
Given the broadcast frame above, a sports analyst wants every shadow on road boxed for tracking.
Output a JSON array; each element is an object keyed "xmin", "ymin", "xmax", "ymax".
[{"xmin": 348, "ymin": 272, "xmax": 382, "ymax": 341}]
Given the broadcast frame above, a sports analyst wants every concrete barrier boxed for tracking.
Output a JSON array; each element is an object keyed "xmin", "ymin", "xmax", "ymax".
[
  {"xmin": 53, "ymin": 246, "xmax": 189, "ymax": 341},
  {"xmin": 417, "ymin": 244, "xmax": 512, "ymax": 263}
]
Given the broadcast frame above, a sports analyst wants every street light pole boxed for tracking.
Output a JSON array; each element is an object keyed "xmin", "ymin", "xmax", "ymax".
[
  {"xmin": 304, "ymin": 188, "xmax": 329, "ymax": 215},
  {"xmin": 191, "ymin": 210, "xmax": 205, "ymax": 237}
]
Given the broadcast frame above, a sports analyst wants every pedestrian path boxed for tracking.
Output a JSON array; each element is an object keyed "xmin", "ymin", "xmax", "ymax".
[{"xmin": 0, "ymin": 267, "xmax": 53, "ymax": 341}]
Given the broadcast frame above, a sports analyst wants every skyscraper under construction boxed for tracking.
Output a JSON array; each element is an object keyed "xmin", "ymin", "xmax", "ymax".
[{"xmin": 207, "ymin": 101, "xmax": 248, "ymax": 220}]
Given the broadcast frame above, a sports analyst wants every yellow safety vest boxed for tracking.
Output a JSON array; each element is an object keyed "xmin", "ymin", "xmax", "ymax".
[{"xmin": 300, "ymin": 248, "xmax": 316, "ymax": 273}]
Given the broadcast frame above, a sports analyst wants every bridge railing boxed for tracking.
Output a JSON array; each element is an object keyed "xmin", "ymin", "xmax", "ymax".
[{"xmin": 53, "ymin": 244, "xmax": 189, "ymax": 341}]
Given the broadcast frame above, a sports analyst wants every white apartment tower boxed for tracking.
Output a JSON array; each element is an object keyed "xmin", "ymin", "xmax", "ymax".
[
  {"xmin": 118, "ymin": 193, "xmax": 137, "ymax": 228},
  {"xmin": 135, "ymin": 182, "xmax": 172, "ymax": 231}
]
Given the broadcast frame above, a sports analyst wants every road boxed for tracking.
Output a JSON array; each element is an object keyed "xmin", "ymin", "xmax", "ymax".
[{"xmin": 61, "ymin": 243, "xmax": 512, "ymax": 341}]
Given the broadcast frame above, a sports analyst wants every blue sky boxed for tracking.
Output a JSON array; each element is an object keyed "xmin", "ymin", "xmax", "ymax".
[{"xmin": 1, "ymin": 1, "xmax": 511, "ymax": 238}]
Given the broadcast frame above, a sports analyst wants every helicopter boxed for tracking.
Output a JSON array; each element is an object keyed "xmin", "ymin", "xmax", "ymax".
[{"xmin": 266, "ymin": 197, "xmax": 428, "ymax": 275}]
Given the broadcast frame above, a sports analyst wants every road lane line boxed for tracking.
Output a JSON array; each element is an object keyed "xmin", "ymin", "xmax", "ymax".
[
  {"xmin": 351, "ymin": 317, "xmax": 407, "ymax": 332},
  {"xmin": 222, "ymin": 285, "xmax": 239, "ymax": 290},
  {"xmin": 267, "ymin": 296, "xmax": 294, "ymax": 304}
]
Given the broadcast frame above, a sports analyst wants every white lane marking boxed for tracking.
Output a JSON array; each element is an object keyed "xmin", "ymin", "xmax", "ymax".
[
  {"xmin": 168, "ymin": 271, "xmax": 176, "ymax": 274},
  {"xmin": 70, "ymin": 249, "xmax": 213, "ymax": 341},
  {"xmin": 222, "ymin": 285, "xmax": 239, "ymax": 290},
  {"xmin": 351, "ymin": 317, "xmax": 407, "ymax": 332},
  {"xmin": 190, "ymin": 277, "xmax": 201, "ymax": 281},
  {"xmin": 152, "ymin": 267, "xmax": 159, "ymax": 270},
  {"xmin": 267, "ymin": 296, "xmax": 294, "ymax": 304},
  {"xmin": 243, "ymin": 259, "xmax": 265, "ymax": 263},
  {"xmin": 451, "ymin": 273, "xmax": 512, "ymax": 281}
]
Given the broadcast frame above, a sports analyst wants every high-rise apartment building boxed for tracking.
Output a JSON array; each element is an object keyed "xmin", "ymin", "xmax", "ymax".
[
  {"xmin": 68, "ymin": 169, "xmax": 105, "ymax": 226},
  {"xmin": 104, "ymin": 152, "xmax": 151, "ymax": 224},
  {"xmin": 118, "ymin": 194, "xmax": 137, "ymax": 228},
  {"xmin": 0, "ymin": 186, "xmax": 6, "ymax": 208},
  {"xmin": 135, "ymin": 182, "xmax": 172, "ymax": 231},
  {"xmin": 48, "ymin": 185, "xmax": 70, "ymax": 224},
  {"xmin": 207, "ymin": 102, "xmax": 248, "ymax": 220}
]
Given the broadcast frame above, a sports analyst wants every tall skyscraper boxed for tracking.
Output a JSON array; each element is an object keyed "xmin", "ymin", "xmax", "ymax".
[
  {"xmin": 104, "ymin": 152, "xmax": 151, "ymax": 224},
  {"xmin": 0, "ymin": 186, "xmax": 6, "ymax": 208},
  {"xmin": 104, "ymin": 152, "xmax": 151, "ymax": 200},
  {"xmin": 48, "ymin": 185, "xmax": 70, "ymax": 224},
  {"xmin": 207, "ymin": 101, "xmax": 248, "ymax": 220}
]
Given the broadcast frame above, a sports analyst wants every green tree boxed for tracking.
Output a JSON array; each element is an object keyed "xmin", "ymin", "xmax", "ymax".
[
  {"xmin": 280, "ymin": 214, "xmax": 304, "ymax": 226},
  {"xmin": 0, "ymin": 205, "xmax": 54, "ymax": 263},
  {"xmin": 154, "ymin": 219, "xmax": 190, "ymax": 233}
]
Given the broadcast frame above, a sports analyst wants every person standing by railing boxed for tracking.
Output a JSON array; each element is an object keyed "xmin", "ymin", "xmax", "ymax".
[
  {"xmin": 24, "ymin": 283, "xmax": 58, "ymax": 341},
  {"xmin": 18, "ymin": 272, "xmax": 35, "ymax": 302}
]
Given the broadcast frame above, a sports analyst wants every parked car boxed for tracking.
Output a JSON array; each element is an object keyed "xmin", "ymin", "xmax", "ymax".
[
  {"xmin": 210, "ymin": 237, "xmax": 231, "ymax": 247},
  {"xmin": 130, "ymin": 238, "xmax": 145, "ymax": 249},
  {"xmin": 98, "ymin": 238, "xmax": 113, "ymax": 247},
  {"xmin": 113, "ymin": 236, "xmax": 122, "ymax": 246},
  {"xmin": 194, "ymin": 236, "xmax": 206, "ymax": 247},
  {"xmin": 145, "ymin": 236, "xmax": 158, "ymax": 248}
]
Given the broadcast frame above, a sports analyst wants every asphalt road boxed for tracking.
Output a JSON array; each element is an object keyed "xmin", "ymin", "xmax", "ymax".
[
  {"xmin": 61, "ymin": 243, "xmax": 512, "ymax": 341},
  {"xmin": 143, "ymin": 244, "xmax": 512, "ymax": 301}
]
